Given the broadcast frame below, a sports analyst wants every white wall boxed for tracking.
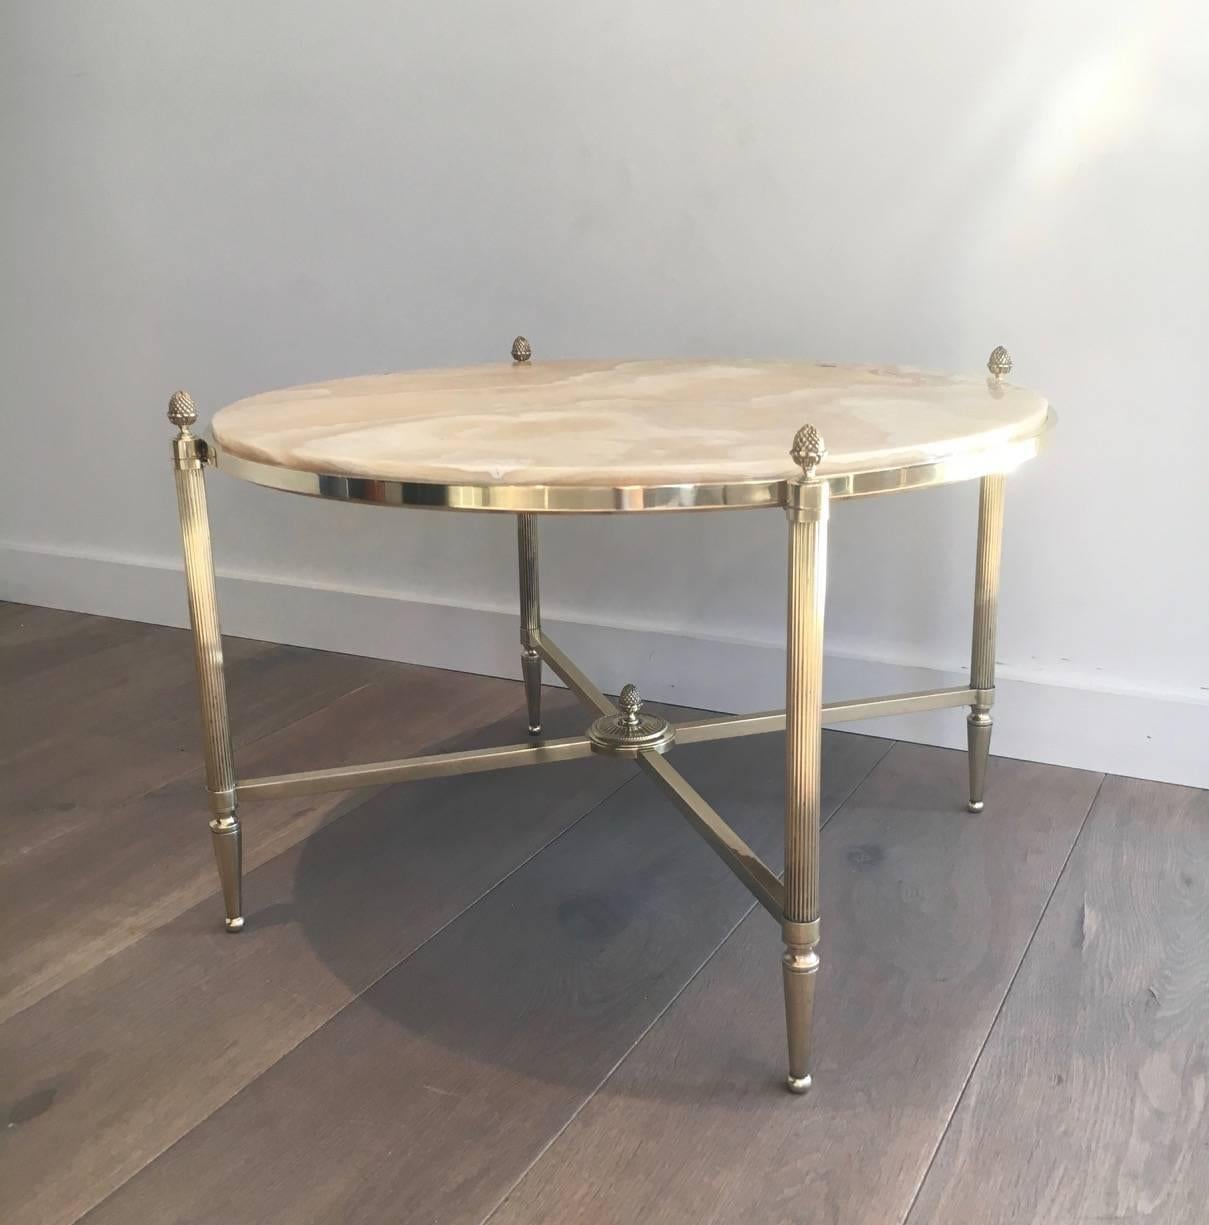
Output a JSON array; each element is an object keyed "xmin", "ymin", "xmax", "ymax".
[{"xmin": 3, "ymin": 3, "xmax": 1208, "ymax": 785}]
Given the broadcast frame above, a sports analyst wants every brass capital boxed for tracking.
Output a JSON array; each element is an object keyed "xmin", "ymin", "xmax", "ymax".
[
  {"xmin": 207, "ymin": 787, "xmax": 237, "ymax": 816},
  {"xmin": 784, "ymin": 479, "xmax": 830, "ymax": 524},
  {"xmin": 782, "ymin": 917, "xmax": 820, "ymax": 948},
  {"xmin": 171, "ymin": 435, "xmax": 209, "ymax": 470}
]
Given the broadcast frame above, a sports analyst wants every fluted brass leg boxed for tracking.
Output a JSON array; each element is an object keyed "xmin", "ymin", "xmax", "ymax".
[
  {"xmin": 168, "ymin": 391, "xmax": 244, "ymax": 933},
  {"xmin": 518, "ymin": 513, "xmax": 543, "ymax": 735},
  {"xmin": 968, "ymin": 473, "xmax": 1004, "ymax": 813},
  {"xmin": 782, "ymin": 425, "xmax": 829, "ymax": 1095}
]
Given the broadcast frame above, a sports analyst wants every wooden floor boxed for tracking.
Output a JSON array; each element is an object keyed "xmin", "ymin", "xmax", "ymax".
[{"xmin": 1, "ymin": 603, "xmax": 1206, "ymax": 1225}]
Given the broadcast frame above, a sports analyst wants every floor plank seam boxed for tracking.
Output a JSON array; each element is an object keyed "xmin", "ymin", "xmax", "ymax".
[
  {"xmin": 476, "ymin": 734, "xmax": 896, "ymax": 1225},
  {"xmin": 71, "ymin": 768, "xmax": 641, "ymax": 1225},
  {"xmin": 898, "ymin": 770, "xmax": 1109, "ymax": 1225},
  {"xmin": 0, "ymin": 676, "xmax": 387, "ymax": 1026},
  {"xmin": 478, "ymin": 899, "xmax": 763, "ymax": 1225}
]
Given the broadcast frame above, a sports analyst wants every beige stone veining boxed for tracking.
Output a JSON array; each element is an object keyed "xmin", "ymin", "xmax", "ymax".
[{"xmin": 211, "ymin": 360, "xmax": 1050, "ymax": 487}]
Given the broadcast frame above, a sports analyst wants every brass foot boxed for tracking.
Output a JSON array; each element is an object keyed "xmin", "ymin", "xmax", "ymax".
[
  {"xmin": 782, "ymin": 945, "xmax": 819, "ymax": 1095},
  {"xmin": 517, "ymin": 509, "xmax": 543, "ymax": 737},
  {"xmin": 209, "ymin": 813, "xmax": 243, "ymax": 933},
  {"xmin": 966, "ymin": 708, "xmax": 992, "ymax": 814},
  {"xmin": 521, "ymin": 648, "xmax": 542, "ymax": 737}
]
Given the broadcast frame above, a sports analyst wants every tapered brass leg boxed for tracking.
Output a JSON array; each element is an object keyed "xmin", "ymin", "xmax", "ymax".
[
  {"xmin": 168, "ymin": 391, "xmax": 243, "ymax": 932},
  {"xmin": 966, "ymin": 710, "xmax": 992, "ymax": 813},
  {"xmin": 518, "ymin": 513, "xmax": 543, "ymax": 735},
  {"xmin": 782, "ymin": 946, "xmax": 819, "ymax": 1093},
  {"xmin": 209, "ymin": 815, "xmax": 244, "ymax": 932},
  {"xmin": 782, "ymin": 425, "xmax": 829, "ymax": 1094},
  {"xmin": 968, "ymin": 473, "xmax": 1005, "ymax": 813}
]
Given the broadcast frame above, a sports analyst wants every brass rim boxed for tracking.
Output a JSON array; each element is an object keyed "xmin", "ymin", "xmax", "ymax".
[{"xmin": 207, "ymin": 409, "xmax": 1053, "ymax": 514}]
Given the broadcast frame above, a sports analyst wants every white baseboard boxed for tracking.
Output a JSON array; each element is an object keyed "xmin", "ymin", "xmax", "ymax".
[{"xmin": 4, "ymin": 540, "xmax": 1207, "ymax": 789}]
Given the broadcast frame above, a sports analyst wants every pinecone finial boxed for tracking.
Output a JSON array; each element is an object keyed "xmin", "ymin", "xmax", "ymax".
[
  {"xmin": 619, "ymin": 683, "xmax": 642, "ymax": 724},
  {"xmin": 790, "ymin": 424, "xmax": 826, "ymax": 478},
  {"xmin": 167, "ymin": 390, "xmax": 197, "ymax": 434},
  {"xmin": 987, "ymin": 345, "xmax": 1012, "ymax": 380},
  {"xmin": 511, "ymin": 336, "xmax": 532, "ymax": 364}
]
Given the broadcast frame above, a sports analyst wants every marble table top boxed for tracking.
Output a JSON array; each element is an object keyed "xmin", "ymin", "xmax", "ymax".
[{"xmin": 211, "ymin": 359, "xmax": 1050, "ymax": 490}]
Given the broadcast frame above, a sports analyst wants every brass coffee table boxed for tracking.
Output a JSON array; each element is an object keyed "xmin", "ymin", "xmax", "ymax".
[{"xmin": 167, "ymin": 341, "xmax": 1051, "ymax": 1093}]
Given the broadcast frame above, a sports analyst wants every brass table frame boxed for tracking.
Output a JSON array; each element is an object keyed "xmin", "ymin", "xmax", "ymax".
[{"xmin": 166, "ymin": 345, "xmax": 1049, "ymax": 1095}]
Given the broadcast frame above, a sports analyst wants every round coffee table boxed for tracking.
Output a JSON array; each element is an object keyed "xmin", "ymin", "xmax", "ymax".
[{"xmin": 166, "ymin": 341, "xmax": 1052, "ymax": 1094}]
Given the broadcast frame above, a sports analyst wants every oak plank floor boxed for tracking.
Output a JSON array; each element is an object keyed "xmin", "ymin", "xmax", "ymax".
[
  {"xmin": 0, "ymin": 694, "xmax": 635, "ymax": 1225},
  {"xmin": 0, "ymin": 604, "xmax": 154, "ymax": 686},
  {"xmin": 0, "ymin": 660, "xmax": 537, "ymax": 1021},
  {"xmin": 486, "ymin": 746, "xmax": 1102, "ymax": 1225},
  {"xmin": 72, "ymin": 730, "xmax": 888, "ymax": 1225},
  {"xmin": 3, "ymin": 605, "xmax": 1205, "ymax": 1225},
  {"xmin": 2, "ymin": 626, "xmax": 385, "ymax": 864},
  {"xmin": 906, "ymin": 774, "xmax": 1209, "ymax": 1225},
  {"xmin": 2, "ymin": 611, "xmax": 270, "ymax": 763}
]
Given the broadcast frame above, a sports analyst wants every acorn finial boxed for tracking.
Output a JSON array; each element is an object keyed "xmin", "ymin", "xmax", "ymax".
[
  {"xmin": 790, "ymin": 424, "xmax": 827, "ymax": 478},
  {"xmin": 987, "ymin": 345, "xmax": 1012, "ymax": 380},
  {"xmin": 511, "ymin": 336, "xmax": 532, "ymax": 363},
  {"xmin": 167, "ymin": 390, "xmax": 197, "ymax": 434}
]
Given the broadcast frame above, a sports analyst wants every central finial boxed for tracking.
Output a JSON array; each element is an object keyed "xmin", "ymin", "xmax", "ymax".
[
  {"xmin": 987, "ymin": 345, "xmax": 1012, "ymax": 380},
  {"xmin": 167, "ymin": 390, "xmax": 197, "ymax": 435},
  {"xmin": 586, "ymin": 680, "xmax": 674, "ymax": 757},
  {"xmin": 790, "ymin": 424, "xmax": 826, "ymax": 478},
  {"xmin": 619, "ymin": 683, "xmax": 642, "ymax": 726},
  {"xmin": 511, "ymin": 336, "xmax": 532, "ymax": 364}
]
